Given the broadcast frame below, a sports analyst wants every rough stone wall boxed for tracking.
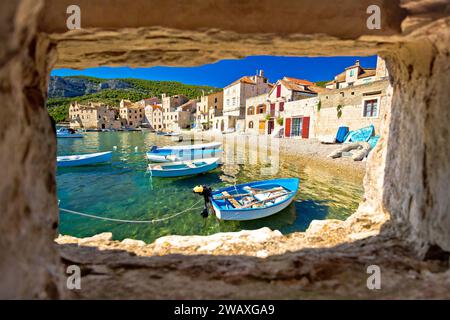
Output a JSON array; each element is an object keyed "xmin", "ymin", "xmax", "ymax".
[
  {"xmin": 0, "ymin": 0, "xmax": 449, "ymax": 299},
  {"xmin": 0, "ymin": 0, "xmax": 62, "ymax": 298},
  {"xmin": 382, "ymin": 23, "xmax": 450, "ymax": 257}
]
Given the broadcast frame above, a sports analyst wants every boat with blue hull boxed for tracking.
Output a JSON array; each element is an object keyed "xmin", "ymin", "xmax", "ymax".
[
  {"xmin": 57, "ymin": 151, "xmax": 113, "ymax": 167},
  {"xmin": 344, "ymin": 124, "xmax": 374, "ymax": 143},
  {"xmin": 194, "ymin": 178, "xmax": 299, "ymax": 221},
  {"xmin": 148, "ymin": 157, "xmax": 219, "ymax": 177},
  {"xmin": 146, "ymin": 142, "xmax": 222, "ymax": 162}
]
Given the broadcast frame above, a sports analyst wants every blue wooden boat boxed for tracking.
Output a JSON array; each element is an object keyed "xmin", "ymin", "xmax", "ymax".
[
  {"xmin": 148, "ymin": 157, "xmax": 219, "ymax": 177},
  {"xmin": 344, "ymin": 124, "xmax": 374, "ymax": 143},
  {"xmin": 194, "ymin": 178, "xmax": 299, "ymax": 221},
  {"xmin": 57, "ymin": 151, "xmax": 112, "ymax": 167},
  {"xmin": 146, "ymin": 142, "xmax": 222, "ymax": 162}
]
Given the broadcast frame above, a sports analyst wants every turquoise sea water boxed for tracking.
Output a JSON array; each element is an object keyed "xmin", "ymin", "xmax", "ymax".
[{"xmin": 57, "ymin": 132, "xmax": 364, "ymax": 243}]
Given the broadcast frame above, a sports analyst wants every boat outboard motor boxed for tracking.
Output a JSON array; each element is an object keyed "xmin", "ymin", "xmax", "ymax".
[
  {"xmin": 193, "ymin": 185, "xmax": 212, "ymax": 218},
  {"xmin": 149, "ymin": 145, "xmax": 158, "ymax": 152}
]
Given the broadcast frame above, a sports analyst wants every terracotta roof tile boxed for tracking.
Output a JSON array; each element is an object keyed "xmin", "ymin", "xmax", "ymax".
[
  {"xmin": 283, "ymin": 77, "xmax": 314, "ymax": 86},
  {"xmin": 225, "ymin": 76, "xmax": 256, "ymax": 88}
]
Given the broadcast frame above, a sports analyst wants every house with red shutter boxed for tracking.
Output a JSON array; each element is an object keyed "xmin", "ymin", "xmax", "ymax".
[
  {"xmin": 245, "ymin": 76, "xmax": 323, "ymax": 136},
  {"xmin": 269, "ymin": 77, "xmax": 324, "ymax": 137},
  {"xmin": 283, "ymin": 96, "xmax": 320, "ymax": 139}
]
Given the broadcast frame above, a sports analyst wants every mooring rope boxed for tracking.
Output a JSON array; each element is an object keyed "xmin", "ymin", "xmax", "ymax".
[{"xmin": 58, "ymin": 199, "xmax": 204, "ymax": 224}]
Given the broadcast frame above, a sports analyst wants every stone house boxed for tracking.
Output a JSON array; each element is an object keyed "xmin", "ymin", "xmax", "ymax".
[
  {"xmin": 143, "ymin": 104, "xmax": 163, "ymax": 130},
  {"xmin": 223, "ymin": 70, "xmax": 272, "ymax": 130},
  {"xmin": 165, "ymin": 99, "xmax": 197, "ymax": 131},
  {"xmin": 315, "ymin": 79, "xmax": 391, "ymax": 138},
  {"xmin": 69, "ymin": 101, "xmax": 120, "ymax": 130},
  {"xmin": 245, "ymin": 93, "xmax": 270, "ymax": 135},
  {"xmin": 325, "ymin": 56, "xmax": 388, "ymax": 89},
  {"xmin": 245, "ymin": 77, "xmax": 323, "ymax": 136},
  {"xmin": 119, "ymin": 99, "xmax": 144, "ymax": 128},
  {"xmin": 283, "ymin": 57, "xmax": 390, "ymax": 139},
  {"xmin": 283, "ymin": 97, "xmax": 319, "ymax": 138},
  {"xmin": 138, "ymin": 97, "xmax": 161, "ymax": 107},
  {"xmin": 195, "ymin": 91, "xmax": 223, "ymax": 130},
  {"xmin": 161, "ymin": 94, "xmax": 189, "ymax": 129}
]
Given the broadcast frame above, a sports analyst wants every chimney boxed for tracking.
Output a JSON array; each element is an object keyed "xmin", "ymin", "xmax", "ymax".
[
  {"xmin": 355, "ymin": 60, "xmax": 360, "ymax": 67},
  {"xmin": 259, "ymin": 69, "xmax": 264, "ymax": 77}
]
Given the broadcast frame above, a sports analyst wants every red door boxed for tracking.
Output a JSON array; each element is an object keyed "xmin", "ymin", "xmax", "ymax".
[
  {"xmin": 301, "ymin": 116, "xmax": 310, "ymax": 138},
  {"xmin": 285, "ymin": 118, "xmax": 291, "ymax": 137}
]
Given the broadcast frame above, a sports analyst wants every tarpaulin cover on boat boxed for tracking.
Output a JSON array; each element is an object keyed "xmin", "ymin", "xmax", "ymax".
[{"xmin": 335, "ymin": 126, "xmax": 349, "ymax": 143}]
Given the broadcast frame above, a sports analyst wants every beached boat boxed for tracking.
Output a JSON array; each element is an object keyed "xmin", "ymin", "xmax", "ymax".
[
  {"xmin": 56, "ymin": 128, "xmax": 83, "ymax": 138},
  {"xmin": 148, "ymin": 157, "xmax": 219, "ymax": 177},
  {"xmin": 146, "ymin": 142, "xmax": 222, "ymax": 162},
  {"xmin": 193, "ymin": 178, "xmax": 299, "ymax": 221},
  {"xmin": 344, "ymin": 124, "xmax": 374, "ymax": 143},
  {"xmin": 57, "ymin": 151, "xmax": 112, "ymax": 167}
]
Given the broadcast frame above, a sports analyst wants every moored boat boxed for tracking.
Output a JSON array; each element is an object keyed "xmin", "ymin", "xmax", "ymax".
[
  {"xmin": 148, "ymin": 157, "xmax": 219, "ymax": 177},
  {"xmin": 56, "ymin": 128, "xmax": 83, "ymax": 138},
  {"xmin": 193, "ymin": 178, "xmax": 299, "ymax": 221},
  {"xmin": 57, "ymin": 151, "xmax": 113, "ymax": 167},
  {"xmin": 146, "ymin": 142, "xmax": 222, "ymax": 162}
]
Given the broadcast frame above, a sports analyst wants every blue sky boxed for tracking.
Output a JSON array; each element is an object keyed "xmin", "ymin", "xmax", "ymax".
[{"xmin": 52, "ymin": 55, "xmax": 377, "ymax": 88}]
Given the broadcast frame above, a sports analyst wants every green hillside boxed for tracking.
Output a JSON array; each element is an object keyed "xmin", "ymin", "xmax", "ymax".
[{"xmin": 47, "ymin": 76, "xmax": 221, "ymax": 123}]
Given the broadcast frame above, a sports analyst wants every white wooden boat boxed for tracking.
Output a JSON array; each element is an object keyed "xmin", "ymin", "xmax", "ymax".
[
  {"xmin": 146, "ymin": 142, "xmax": 222, "ymax": 162},
  {"xmin": 57, "ymin": 151, "xmax": 112, "ymax": 167},
  {"xmin": 148, "ymin": 158, "xmax": 219, "ymax": 177},
  {"xmin": 194, "ymin": 178, "xmax": 299, "ymax": 221}
]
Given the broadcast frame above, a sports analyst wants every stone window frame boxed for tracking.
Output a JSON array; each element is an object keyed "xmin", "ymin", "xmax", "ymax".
[{"xmin": 361, "ymin": 96, "xmax": 381, "ymax": 119}]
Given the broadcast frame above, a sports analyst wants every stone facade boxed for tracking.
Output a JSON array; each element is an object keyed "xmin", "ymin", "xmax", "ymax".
[
  {"xmin": 119, "ymin": 99, "xmax": 144, "ymax": 128},
  {"xmin": 283, "ymin": 97, "xmax": 319, "ymax": 138},
  {"xmin": 69, "ymin": 102, "xmax": 120, "ymax": 130},
  {"xmin": 195, "ymin": 91, "xmax": 223, "ymax": 130},
  {"xmin": 315, "ymin": 79, "xmax": 391, "ymax": 138},
  {"xmin": 161, "ymin": 94, "xmax": 189, "ymax": 129},
  {"xmin": 223, "ymin": 70, "xmax": 272, "ymax": 124},
  {"xmin": 245, "ymin": 93, "xmax": 269, "ymax": 135},
  {"xmin": 326, "ymin": 56, "xmax": 389, "ymax": 89},
  {"xmin": 165, "ymin": 99, "xmax": 197, "ymax": 131},
  {"xmin": 143, "ymin": 105, "xmax": 163, "ymax": 130},
  {"xmin": 246, "ymin": 78, "xmax": 322, "ymax": 136}
]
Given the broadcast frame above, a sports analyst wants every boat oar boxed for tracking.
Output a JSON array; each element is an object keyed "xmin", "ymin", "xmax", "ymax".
[
  {"xmin": 212, "ymin": 187, "xmax": 285, "ymax": 200},
  {"xmin": 240, "ymin": 191, "xmax": 294, "ymax": 209}
]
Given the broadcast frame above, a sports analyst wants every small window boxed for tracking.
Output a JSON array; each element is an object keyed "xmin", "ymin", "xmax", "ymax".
[
  {"xmin": 248, "ymin": 121, "xmax": 254, "ymax": 129},
  {"xmin": 363, "ymin": 99, "xmax": 379, "ymax": 118}
]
